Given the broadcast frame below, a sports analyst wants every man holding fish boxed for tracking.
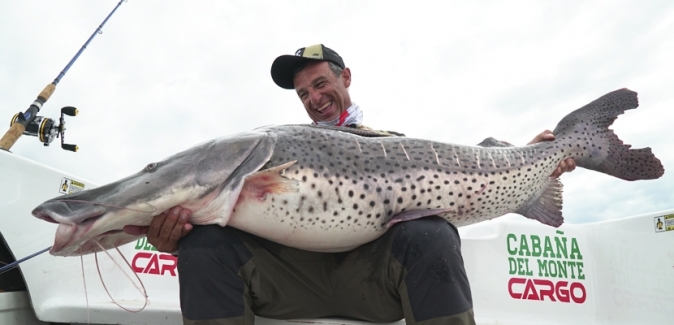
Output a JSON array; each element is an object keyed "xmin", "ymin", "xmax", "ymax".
[{"xmin": 128, "ymin": 44, "xmax": 575, "ymax": 325}]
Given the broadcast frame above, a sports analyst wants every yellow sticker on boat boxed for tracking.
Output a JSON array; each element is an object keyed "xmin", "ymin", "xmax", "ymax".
[
  {"xmin": 654, "ymin": 214, "xmax": 674, "ymax": 233},
  {"xmin": 59, "ymin": 177, "xmax": 85, "ymax": 194}
]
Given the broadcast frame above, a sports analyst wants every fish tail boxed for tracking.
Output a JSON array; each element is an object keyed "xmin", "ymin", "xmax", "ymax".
[{"xmin": 553, "ymin": 88, "xmax": 664, "ymax": 181}]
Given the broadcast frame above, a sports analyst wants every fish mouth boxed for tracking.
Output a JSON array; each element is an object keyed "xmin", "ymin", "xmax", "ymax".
[
  {"xmin": 34, "ymin": 200, "xmax": 155, "ymax": 256},
  {"xmin": 49, "ymin": 216, "xmax": 102, "ymax": 255},
  {"xmin": 32, "ymin": 200, "xmax": 108, "ymax": 226},
  {"xmin": 49, "ymin": 225, "xmax": 131, "ymax": 256},
  {"xmin": 31, "ymin": 200, "xmax": 122, "ymax": 256}
]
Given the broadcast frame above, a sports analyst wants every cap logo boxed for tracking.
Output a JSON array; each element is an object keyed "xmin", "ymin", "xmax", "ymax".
[
  {"xmin": 302, "ymin": 44, "xmax": 324, "ymax": 59},
  {"xmin": 295, "ymin": 49, "xmax": 303, "ymax": 56}
]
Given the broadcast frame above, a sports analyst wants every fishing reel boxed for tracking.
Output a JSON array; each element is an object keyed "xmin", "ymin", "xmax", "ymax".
[{"xmin": 10, "ymin": 106, "xmax": 79, "ymax": 152}]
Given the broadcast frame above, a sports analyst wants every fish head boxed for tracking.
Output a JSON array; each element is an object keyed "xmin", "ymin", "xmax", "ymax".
[{"xmin": 32, "ymin": 131, "xmax": 276, "ymax": 256}]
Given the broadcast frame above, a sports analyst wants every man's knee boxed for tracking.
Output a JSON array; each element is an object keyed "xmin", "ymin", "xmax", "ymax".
[
  {"xmin": 390, "ymin": 217, "xmax": 461, "ymax": 261},
  {"xmin": 178, "ymin": 225, "xmax": 253, "ymax": 321},
  {"xmin": 179, "ymin": 225, "xmax": 241, "ymax": 249},
  {"xmin": 178, "ymin": 225, "xmax": 253, "ymax": 276},
  {"xmin": 389, "ymin": 217, "xmax": 473, "ymax": 321}
]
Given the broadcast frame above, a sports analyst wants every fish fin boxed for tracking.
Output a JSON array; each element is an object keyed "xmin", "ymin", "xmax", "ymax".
[
  {"xmin": 515, "ymin": 177, "xmax": 564, "ymax": 227},
  {"xmin": 386, "ymin": 207, "xmax": 455, "ymax": 228},
  {"xmin": 553, "ymin": 88, "xmax": 664, "ymax": 180},
  {"xmin": 207, "ymin": 132, "xmax": 276, "ymax": 227},
  {"xmin": 477, "ymin": 137, "xmax": 513, "ymax": 148},
  {"xmin": 240, "ymin": 161, "xmax": 299, "ymax": 201}
]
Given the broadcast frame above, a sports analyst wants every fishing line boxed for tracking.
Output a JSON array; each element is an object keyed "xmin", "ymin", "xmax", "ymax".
[
  {"xmin": 93, "ymin": 240, "xmax": 148, "ymax": 313},
  {"xmin": 0, "ymin": 246, "xmax": 51, "ymax": 275}
]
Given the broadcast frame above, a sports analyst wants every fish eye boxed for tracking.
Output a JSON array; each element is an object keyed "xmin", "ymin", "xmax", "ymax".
[{"xmin": 145, "ymin": 162, "xmax": 158, "ymax": 171}]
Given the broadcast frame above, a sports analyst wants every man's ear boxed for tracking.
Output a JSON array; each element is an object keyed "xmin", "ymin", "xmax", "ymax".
[{"xmin": 341, "ymin": 67, "xmax": 351, "ymax": 88}]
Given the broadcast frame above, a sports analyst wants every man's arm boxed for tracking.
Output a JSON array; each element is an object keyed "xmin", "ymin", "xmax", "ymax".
[{"xmin": 123, "ymin": 206, "xmax": 193, "ymax": 253}]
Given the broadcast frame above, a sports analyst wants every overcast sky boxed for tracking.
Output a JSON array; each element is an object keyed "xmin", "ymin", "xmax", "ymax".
[{"xmin": 1, "ymin": 0, "xmax": 672, "ymax": 225}]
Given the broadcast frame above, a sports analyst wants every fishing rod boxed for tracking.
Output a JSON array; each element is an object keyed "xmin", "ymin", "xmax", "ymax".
[
  {"xmin": 0, "ymin": 0, "xmax": 126, "ymax": 152},
  {"xmin": 0, "ymin": 246, "xmax": 51, "ymax": 275}
]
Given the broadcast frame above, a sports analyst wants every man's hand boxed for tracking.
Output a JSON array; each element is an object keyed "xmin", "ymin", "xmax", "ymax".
[
  {"xmin": 122, "ymin": 206, "xmax": 193, "ymax": 253},
  {"xmin": 528, "ymin": 130, "xmax": 576, "ymax": 178}
]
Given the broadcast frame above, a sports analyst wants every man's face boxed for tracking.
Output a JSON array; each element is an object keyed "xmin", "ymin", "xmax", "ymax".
[{"xmin": 293, "ymin": 61, "xmax": 352, "ymax": 123}]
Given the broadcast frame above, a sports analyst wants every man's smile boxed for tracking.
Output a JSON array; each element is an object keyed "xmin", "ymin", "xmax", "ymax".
[{"xmin": 315, "ymin": 101, "xmax": 332, "ymax": 113}]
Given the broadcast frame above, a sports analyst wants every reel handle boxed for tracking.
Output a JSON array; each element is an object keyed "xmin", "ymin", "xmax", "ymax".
[
  {"xmin": 58, "ymin": 106, "xmax": 78, "ymax": 152},
  {"xmin": 61, "ymin": 143, "xmax": 78, "ymax": 152},
  {"xmin": 61, "ymin": 106, "xmax": 78, "ymax": 116}
]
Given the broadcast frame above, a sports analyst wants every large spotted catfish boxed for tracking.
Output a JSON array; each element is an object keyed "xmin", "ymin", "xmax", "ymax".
[{"xmin": 33, "ymin": 89, "xmax": 664, "ymax": 256}]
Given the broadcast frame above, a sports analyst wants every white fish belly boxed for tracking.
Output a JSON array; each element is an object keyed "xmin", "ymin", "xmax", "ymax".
[
  {"xmin": 227, "ymin": 154, "xmax": 553, "ymax": 252},
  {"xmin": 228, "ymin": 188, "xmax": 386, "ymax": 252}
]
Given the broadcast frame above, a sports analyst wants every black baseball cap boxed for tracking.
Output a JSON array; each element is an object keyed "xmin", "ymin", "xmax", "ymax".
[{"xmin": 271, "ymin": 44, "xmax": 345, "ymax": 89}]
